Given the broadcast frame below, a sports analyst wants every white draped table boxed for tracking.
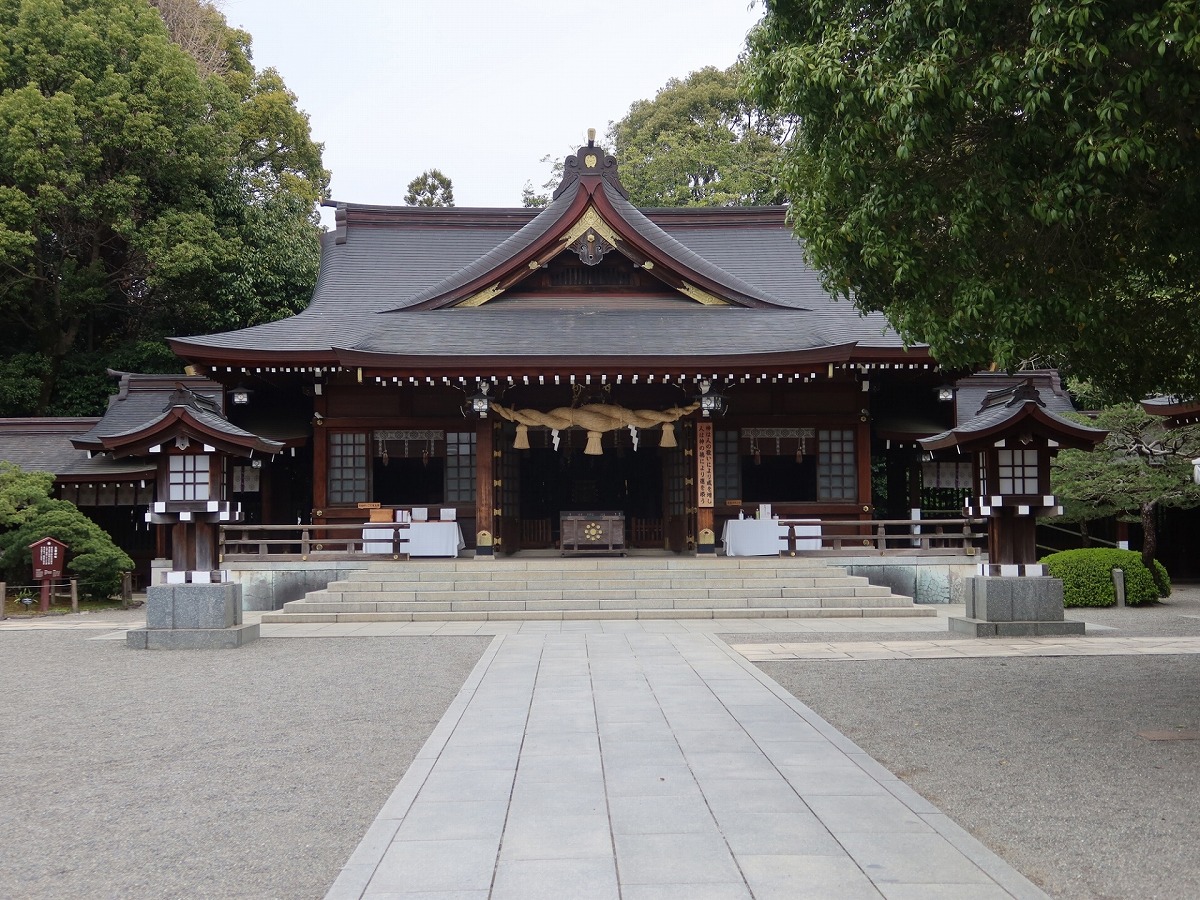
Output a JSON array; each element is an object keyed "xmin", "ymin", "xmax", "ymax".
[
  {"xmin": 406, "ymin": 521, "xmax": 465, "ymax": 557},
  {"xmin": 362, "ymin": 522, "xmax": 465, "ymax": 557},
  {"xmin": 721, "ymin": 519, "xmax": 821, "ymax": 556}
]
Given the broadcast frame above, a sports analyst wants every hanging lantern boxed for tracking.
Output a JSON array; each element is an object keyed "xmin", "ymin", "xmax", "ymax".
[{"xmin": 695, "ymin": 379, "xmax": 727, "ymax": 417}]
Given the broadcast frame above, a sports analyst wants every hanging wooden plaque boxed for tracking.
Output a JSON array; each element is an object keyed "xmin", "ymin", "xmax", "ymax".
[{"xmin": 696, "ymin": 421, "xmax": 714, "ymax": 509}]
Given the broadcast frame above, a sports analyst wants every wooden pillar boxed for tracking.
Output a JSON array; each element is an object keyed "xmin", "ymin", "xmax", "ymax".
[
  {"xmin": 475, "ymin": 417, "xmax": 494, "ymax": 552},
  {"xmin": 856, "ymin": 412, "xmax": 873, "ymax": 519},
  {"xmin": 195, "ymin": 523, "xmax": 216, "ymax": 572},
  {"xmin": 171, "ymin": 522, "xmax": 192, "ymax": 570},
  {"xmin": 311, "ymin": 394, "xmax": 328, "ymax": 517}
]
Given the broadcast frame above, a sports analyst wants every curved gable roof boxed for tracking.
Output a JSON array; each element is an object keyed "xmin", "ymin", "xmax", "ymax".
[
  {"xmin": 921, "ymin": 380, "xmax": 1106, "ymax": 451},
  {"xmin": 398, "ymin": 143, "xmax": 785, "ymax": 311}
]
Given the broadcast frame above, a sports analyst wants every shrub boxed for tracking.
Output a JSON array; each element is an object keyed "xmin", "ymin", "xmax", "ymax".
[
  {"xmin": 0, "ymin": 500, "xmax": 133, "ymax": 601},
  {"xmin": 1040, "ymin": 548, "xmax": 1170, "ymax": 608}
]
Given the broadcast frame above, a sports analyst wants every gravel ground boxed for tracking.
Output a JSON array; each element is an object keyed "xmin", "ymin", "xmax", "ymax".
[
  {"xmin": 0, "ymin": 631, "xmax": 490, "ymax": 900},
  {"xmin": 748, "ymin": 586, "xmax": 1200, "ymax": 900},
  {"xmin": 4, "ymin": 589, "xmax": 1197, "ymax": 900}
]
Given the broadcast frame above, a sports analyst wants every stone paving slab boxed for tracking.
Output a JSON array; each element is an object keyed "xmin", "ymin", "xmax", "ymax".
[
  {"xmin": 731, "ymin": 636, "xmax": 1200, "ymax": 661},
  {"xmin": 326, "ymin": 631, "xmax": 1048, "ymax": 900}
]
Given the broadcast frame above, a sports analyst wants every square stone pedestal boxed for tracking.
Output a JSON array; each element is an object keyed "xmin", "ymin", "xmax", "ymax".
[
  {"xmin": 127, "ymin": 582, "xmax": 259, "ymax": 649},
  {"xmin": 950, "ymin": 576, "xmax": 1085, "ymax": 637}
]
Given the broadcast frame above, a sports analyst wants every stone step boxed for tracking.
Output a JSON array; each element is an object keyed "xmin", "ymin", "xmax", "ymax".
[
  {"xmin": 261, "ymin": 605, "xmax": 937, "ymax": 624},
  {"xmin": 359, "ymin": 557, "xmax": 837, "ymax": 572},
  {"xmin": 313, "ymin": 584, "xmax": 895, "ymax": 605},
  {"xmin": 281, "ymin": 591, "xmax": 907, "ymax": 614},
  {"xmin": 322, "ymin": 575, "xmax": 881, "ymax": 594},
  {"xmin": 264, "ymin": 557, "xmax": 930, "ymax": 623}
]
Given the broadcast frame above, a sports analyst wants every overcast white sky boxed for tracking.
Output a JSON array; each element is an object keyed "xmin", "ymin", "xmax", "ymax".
[{"xmin": 221, "ymin": 0, "xmax": 763, "ymax": 218}]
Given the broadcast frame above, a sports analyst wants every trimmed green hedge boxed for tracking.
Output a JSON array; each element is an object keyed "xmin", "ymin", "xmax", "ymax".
[{"xmin": 1040, "ymin": 549, "xmax": 1170, "ymax": 608}]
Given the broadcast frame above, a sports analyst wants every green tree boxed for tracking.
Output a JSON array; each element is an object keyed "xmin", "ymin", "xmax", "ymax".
[
  {"xmin": 0, "ymin": 463, "xmax": 133, "ymax": 599},
  {"xmin": 747, "ymin": 2, "xmax": 1200, "ymax": 400},
  {"xmin": 0, "ymin": 0, "xmax": 327, "ymax": 416},
  {"xmin": 520, "ymin": 151, "xmax": 569, "ymax": 208},
  {"xmin": 608, "ymin": 64, "xmax": 792, "ymax": 207},
  {"xmin": 1051, "ymin": 404, "xmax": 1200, "ymax": 592},
  {"xmin": 404, "ymin": 169, "xmax": 455, "ymax": 207}
]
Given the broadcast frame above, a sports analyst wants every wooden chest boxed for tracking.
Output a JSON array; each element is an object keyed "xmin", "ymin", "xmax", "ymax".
[{"xmin": 560, "ymin": 511, "xmax": 625, "ymax": 555}]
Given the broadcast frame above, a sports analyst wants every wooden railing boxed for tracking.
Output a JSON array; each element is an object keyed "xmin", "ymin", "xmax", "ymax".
[
  {"xmin": 218, "ymin": 517, "xmax": 986, "ymax": 561},
  {"xmin": 219, "ymin": 523, "xmax": 411, "ymax": 561},
  {"xmin": 777, "ymin": 517, "xmax": 986, "ymax": 555}
]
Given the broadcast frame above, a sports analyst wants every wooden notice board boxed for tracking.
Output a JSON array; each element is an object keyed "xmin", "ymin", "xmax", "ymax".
[{"xmin": 696, "ymin": 421, "xmax": 714, "ymax": 509}]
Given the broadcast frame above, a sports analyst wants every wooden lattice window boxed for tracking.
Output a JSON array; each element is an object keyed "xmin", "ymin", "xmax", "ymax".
[
  {"xmin": 329, "ymin": 432, "xmax": 368, "ymax": 504},
  {"xmin": 168, "ymin": 454, "xmax": 210, "ymax": 501},
  {"xmin": 817, "ymin": 429, "xmax": 856, "ymax": 501},
  {"xmin": 445, "ymin": 431, "xmax": 477, "ymax": 502},
  {"xmin": 997, "ymin": 448, "xmax": 1040, "ymax": 495},
  {"xmin": 714, "ymin": 430, "xmax": 741, "ymax": 504}
]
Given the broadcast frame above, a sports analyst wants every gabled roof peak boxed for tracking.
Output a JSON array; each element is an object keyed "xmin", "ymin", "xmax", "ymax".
[
  {"xmin": 164, "ymin": 383, "xmax": 222, "ymax": 417},
  {"xmin": 980, "ymin": 378, "xmax": 1046, "ymax": 414},
  {"xmin": 553, "ymin": 136, "xmax": 630, "ymax": 201}
]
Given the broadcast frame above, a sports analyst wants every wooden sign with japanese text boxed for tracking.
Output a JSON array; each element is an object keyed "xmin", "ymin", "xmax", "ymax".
[
  {"xmin": 30, "ymin": 537, "xmax": 67, "ymax": 580},
  {"xmin": 696, "ymin": 422, "xmax": 714, "ymax": 509}
]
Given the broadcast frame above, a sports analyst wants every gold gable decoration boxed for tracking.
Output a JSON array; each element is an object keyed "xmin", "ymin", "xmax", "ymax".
[
  {"xmin": 455, "ymin": 206, "xmax": 732, "ymax": 307},
  {"xmin": 490, "ymin": 402, "xmax": 700, "ymax": 455}
]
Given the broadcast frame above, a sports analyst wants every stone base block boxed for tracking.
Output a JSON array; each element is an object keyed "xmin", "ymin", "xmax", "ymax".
[
  {"xmin": 126, "ymin": 623, "xmax": 259, "ymax": 650},
  {"xmin": 130, "ymin": 583, "xmax": 256, "ymax": 650},
  {"xmin": 146, "ymin": 583, "xmax": 241, "ymax": 630},
  {"xmin": 963, "ymin": 576, "xmax": 1065, "ymax": 622},
  {"xmin": 949, "ymin": 617, "xmax": 1085, "ymax": 638}
]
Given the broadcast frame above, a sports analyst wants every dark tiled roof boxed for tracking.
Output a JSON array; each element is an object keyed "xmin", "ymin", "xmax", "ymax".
[
  {"xmin": 74, "ymin": 374, "xmax": 225, "ymax": 449},
  {"xmin": 0, "ymin": 418, "xmax": 153, "ymax": 479},
  {"xmin": 602, "ymin": 184, "xmax": 785, "ymax": 307},
  {"xmin": 171, "ymin": 201, "xmax": 911, "ymax": 360},
  {"xmin": 953, "ymin": 371, "xmax": 1075, "ymax": 424},
  {"xmin": 398, "ymin": 190, "xmax": 580, "ymax": 308},
  {"xmin": 343, "ymin": 308, "xmax": 899, "ymax": 358},
  {"xmin": 103, "ymin": 404, "xmax": 279, "ymax": 450},
  {"xmin": 923, "ymin": 377, "xmax": 1105, "ymax": 449}
]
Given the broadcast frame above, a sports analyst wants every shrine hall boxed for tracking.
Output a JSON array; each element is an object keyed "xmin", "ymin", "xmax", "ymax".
[{"xmin": 148, "ymin": 135, "xmax": 970, "ymax": 561}]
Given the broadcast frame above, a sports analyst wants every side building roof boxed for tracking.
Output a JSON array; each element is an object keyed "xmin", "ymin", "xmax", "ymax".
[{"xmin": 0, "ymin": 418, "xmax": 154, "ymax": 481}]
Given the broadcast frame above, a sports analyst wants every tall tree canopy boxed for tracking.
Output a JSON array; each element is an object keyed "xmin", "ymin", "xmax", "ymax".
[
  {"xmin": 747, "ymin": 1, "xmax": 1200, "ymax": 400},
  {"xmin": 0, "ymin": 0, "xmax": 328, "ymax": 416},
  {"xmin": 607, "ymin": 64, "xmax": 792, "ymax": 207},
  {"xmin": 1052, "ymin": 404, "xmax": 1200, "ymax": 590},
  {"xmin": 404, "ymin": 169, "xmax": 455, "ymax": 207}
]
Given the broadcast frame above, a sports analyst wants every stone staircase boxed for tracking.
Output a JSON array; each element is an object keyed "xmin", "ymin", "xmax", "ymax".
[{"xmin": 260, "ymin": 556, "xmax": 936, "ymax": 623}]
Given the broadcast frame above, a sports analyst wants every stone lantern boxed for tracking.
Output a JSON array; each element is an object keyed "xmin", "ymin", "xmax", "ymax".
[
  {"xmin": 83, "ymin": 384, "xmax": 282, "ymax": 649},
  {"xmin": 920, "ymin": 380, "xmax": 1106, "ymax": 636}
]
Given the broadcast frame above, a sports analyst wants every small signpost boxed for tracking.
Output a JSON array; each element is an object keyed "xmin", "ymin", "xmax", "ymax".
[{"xmin": 29, "ymin": 537, "xmax": 67, "ymax": 613}]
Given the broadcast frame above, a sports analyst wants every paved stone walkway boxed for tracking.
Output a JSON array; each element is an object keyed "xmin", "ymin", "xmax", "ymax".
[
  {"xmin": 733, "ymin": 635, "xmax": 1200, "ymax": 662},
  {"xmin": 326, "ymin": 631, "xmax": 1046, "ymax": 899},
  {"xmin": 22, "ymin": 605, "xmax": 1191, "ymax": 897}
]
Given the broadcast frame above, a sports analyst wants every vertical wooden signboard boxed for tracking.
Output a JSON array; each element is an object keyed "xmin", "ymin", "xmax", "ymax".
[
  {"xmin": 696, "ymin": 422, "xmax": 714, "ymax": 508},
  {"xmin": 696, "ymin": 422, "xmax": 715, "ymax": 549},
  {"xmin": 30, "ymin": 537, "xmax": 67, "ymax": 613}
]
